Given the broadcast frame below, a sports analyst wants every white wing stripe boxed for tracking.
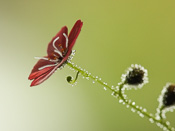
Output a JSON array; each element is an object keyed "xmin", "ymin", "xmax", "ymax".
[
  {"xmin": 52, "ymin": 37, "xmax": 63, "ymax": 57},
  {"xmin": 38, "ymin": 63, "xmax": 58, "ymax": 70},
  {"xmin": 53, "ymin": 37, "xmax": 59, "ymax": 50},
  {"xmin": 54, "ymin": 50, "xmax": 63, "ymax": 57},
  {"xmin": 34, "ymin": 57, "xmax": 49, "ymax": 60},
  {"xmin": 63, "ymin": 33, "xmax": 68, "ymax": 48},
  {"xmin": 34, "ymin": 57, "xmax": 58, "ymax": 62}
]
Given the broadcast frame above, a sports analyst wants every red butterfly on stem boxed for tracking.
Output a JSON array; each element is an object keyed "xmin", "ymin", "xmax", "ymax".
[{"xmin": 28, "ymin": 20, "xmax": 83, "ymax": 87}]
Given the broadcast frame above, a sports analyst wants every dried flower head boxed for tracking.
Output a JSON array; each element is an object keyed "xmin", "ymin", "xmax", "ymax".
[
  {"xmin": 157, "ymin": 83, "xmax": 175, "ymax": 119},
  {"xmin": 163, "ymin": 84, "xmax": 175, "ymax": 107},
  {"xmin": 158, "ymin": 83, "xmax": 175, "ymax": 108},
  {"xmin": 121, "ymin": 64, "xmax": 148, "ymax": 89}
]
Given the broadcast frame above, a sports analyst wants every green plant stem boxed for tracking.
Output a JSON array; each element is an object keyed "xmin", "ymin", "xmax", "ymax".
[
  {"xmin": 159, "ymin": 106, "xmax": 165, "ymax": 120},
  {"xmin": 67, "ymin": 62, "xmax": 174, "ymax": 131}
]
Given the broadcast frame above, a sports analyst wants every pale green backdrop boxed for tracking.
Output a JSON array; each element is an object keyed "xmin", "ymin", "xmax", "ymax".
[{"xmin": 0, "ymin": 0, "xmax": 175, "ymax": 131}]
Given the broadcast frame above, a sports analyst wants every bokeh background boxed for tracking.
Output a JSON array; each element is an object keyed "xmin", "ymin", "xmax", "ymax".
[{"xmin": 0, "ymin": 0, "xmax": 175, "ymax": 131}]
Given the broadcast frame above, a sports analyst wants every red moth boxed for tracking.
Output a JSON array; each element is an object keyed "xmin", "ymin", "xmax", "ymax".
[{"xmin": 28, "ymin": 20, "xmax": 83, "ymax": 87}]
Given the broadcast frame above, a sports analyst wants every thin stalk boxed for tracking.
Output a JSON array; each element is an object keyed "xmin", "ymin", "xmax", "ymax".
[
  {"xmin": 67, "ymin": 62, "xmax": 174, "ymax": 131},
  {"xmin": 158, "ymin": 106, "xmax": 165, "ymax": 120}
]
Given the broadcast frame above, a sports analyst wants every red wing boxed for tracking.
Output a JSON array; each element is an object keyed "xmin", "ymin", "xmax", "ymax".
[
  {"xmin": 68, "ymin": 20, "xmax": 83, "ymax": 50},
  {"xmin": 28, "ymin": 56, "xmax": 61, "ymax": 87},
  {"xmin": 62, "ymin": 20, "xmax": 83, "ymax": 61},
  {"xmin": 29, "ymin": 20, "xmax": 83, "ymax": 87},
  {"xmin": 28, "ymin": 56, "xmax": 57, "ymax": 80},
  {"xmin": 47, "ymin": 26, "xmax": 68, "ymax": 59},
  {"xmin": 30, "ymin": 65, "xmax": 57, "ymax": 87}
]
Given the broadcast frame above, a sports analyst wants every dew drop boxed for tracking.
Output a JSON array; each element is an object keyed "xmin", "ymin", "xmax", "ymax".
[
  {"xmin": 104, "ymin": 87, "xmax": 107, "ymax": 91},
  {"xmin": 166, "ymin": 121, "xmax": 170, "ymax": 125},
  {"xmin": 111, "ymin": 92, "xmax": 115, "ymax": 96},
  {"xmin": 86, "ymin": 77, "xmax": 89, "ymax": 80},
  {"xmin": 116, "ymin": 93, "xmax": 119, "ymax": 97},
  {"xmin": 119, "ymin": 99, "xmax": 123, "ymax": 103},
  {"xmin": 163, "ymin": 127, "xmax": 167, "ymax": 131},
  {"xmin": 170, "ymin": 108, "xmax": 174, "ymax": 112},
  {"xmin": 143, "ymin": 108, "xmax": 147, "ymax": 112},
  {"xmin": 92, "ymin": 81, "xmax": 95, "ymax": 84},
  {"xmin": 155, "ymin": 115, "xmax": 160, "ymax": 120},
  {"xmin": 111, "ymin": 85, "xmax": 114, "ymax": 89},
  {"xmin": 149, "ymin": 118, "xmax": 154, "ymax": 123},
  {"xmin": 156, "ymin": 122, "xmax": 160, "ymax": 127},
  {"xmin": 139, "ymin": 112, "xmax": 144, "ymax": 118},
  {"xmin": 128, "ymin": 99, "xmax": 132, "ymax": 104},
  {"xmin": 156, "ymin": 122, "xmax": 163, "ymax": 129},
  {"xmin": 123, "ymin": 95, "xmax": 127, "ymax": 100},
  {"xmin": 132, "ymin": 102, "xmax": 136, "ymax": 106},
  {"xmin": 115, "ymin": 86, "xmax": 119, "ymax": 91},
  {"xmin": 126, "ymin": 105, "xmax": 130, "ymax": 108},
  {"xmin": 131, "ymin": 108, "xmax": 136, "ymax": 113},
  {"xmin": 149, "ymin": 113, "xmax": 153, "ymax": 117},
  {"xmin": 103, "ymin": 82, "xmax": 107, "ymax": 85}
]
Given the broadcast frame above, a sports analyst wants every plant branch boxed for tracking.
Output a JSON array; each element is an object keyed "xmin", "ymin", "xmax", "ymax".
[{"xmin": 67, "ymin": 62, "xmax": 174, "ymax": 131}]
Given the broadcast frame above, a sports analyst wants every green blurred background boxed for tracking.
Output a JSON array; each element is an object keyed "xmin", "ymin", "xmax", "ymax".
[{"xmin": 0, "ymin": 0, "xmax": 175, "ymax": 131}]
